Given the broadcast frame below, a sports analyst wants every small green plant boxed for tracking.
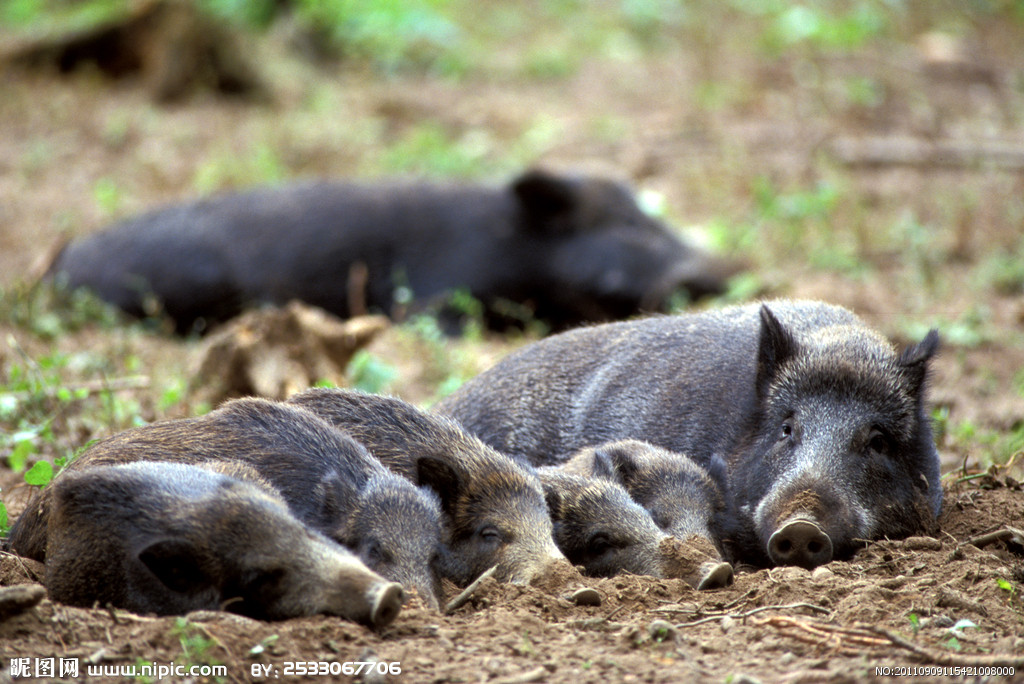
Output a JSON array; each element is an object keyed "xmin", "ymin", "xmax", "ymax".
[
  {"xmin": 375, "ymin": 122, "xmax": 492, "ymax": 178},
  {"xmin": 901, "ymin": 306, "xmax": 993, "ymax": 350},
  {"xmin": 23, "ymin": 460, "xmax": 54, "ymax": 486},
  {"xmin": 171, "ymin": 617, "xmax": 224, "ymax": 673},
  {"xmin": 760, "ymin": 1, "xmax": 890, "ymax": 55},
  {"xmin": 974, "ymin": 248, "xmax": 1024, "ymax": 296},
  {"xmin": 0, "ymin": 496, "xmax": 10, "ymax": 537},
  {"xmin": 248, "ymin": 634, "xmax": 279, "ymax": 657},
  {"xmin": 292, "ymin": 0, "xmax": 463, "ymax": 73},
  {"xmin": 0, "ymin": 281, "xmax": 122, "ymax": 339},
  {"xmin": 1, "ymin": 0, "xmax": 128, "ymax": 32},
  {"xmin": 997, "ymin": 577, "xmax": 1018, "ymax": 603},
  {"xmin": 130, "ymin": 656, "xmax": 155, "ymax": 684},
  {"xmin": 347, "ymin": 351, "xmax": 398, "ymax": 395},
  {"xmin": 907, "ymin": 612, "xmax": 920, "ymax": 634},
  {"xmin": 193, "ymin": 143, "xmax": 289, "ymax": 195},
  {"xmin": 93, "ymin": 177, "xmax": 126, "ymax": 218}
]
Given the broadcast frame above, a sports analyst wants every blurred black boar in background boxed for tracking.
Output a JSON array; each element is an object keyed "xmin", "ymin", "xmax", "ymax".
[{"xmin": 48, "ymin": 169, "xmax": 739, "ymax": 334}]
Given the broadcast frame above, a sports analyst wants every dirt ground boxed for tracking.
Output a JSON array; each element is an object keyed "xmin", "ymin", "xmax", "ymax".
[{"xmin": 2, "ymin": 4, "xmax": 1024, "ymax": 682}]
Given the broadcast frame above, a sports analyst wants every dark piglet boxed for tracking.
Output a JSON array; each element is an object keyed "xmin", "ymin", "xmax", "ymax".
[
  {"xmin": 437, "ymin": 299, "xmax": 942, "ymax": 568},
  {"xmin": 287, "ymin": 388, "xmax": 565, "ymax": 587},
  {"xmin": 561, "ymin": 440, "xmax": 727, "ymax": 552},
  {"xmin": 48, "ymin": 169, "xmax": 739, "ymax": 334},
  {"xmin": 9, "ymin": 398, "xmax": 444, "ymax": 610},
  {"xmin": 537, "ymin": 467, "xmax": 732, "ymax": 589},
  {"xmin": 44, "ymin": 461, "xmax": 403, "ymax": 626}
]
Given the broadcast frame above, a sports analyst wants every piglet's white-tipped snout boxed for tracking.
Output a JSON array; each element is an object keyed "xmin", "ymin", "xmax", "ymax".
[{"xmin": 368, "ymin": 582, "xmax": 404, "ymax": 629}]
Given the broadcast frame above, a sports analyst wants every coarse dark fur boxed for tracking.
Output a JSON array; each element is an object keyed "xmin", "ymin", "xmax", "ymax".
[
  {"xmin": 9, "ymin": 398, "xmax": 443, "ymax": 608},
  {"xmin": 43, "ymin": 461, "xmax": 403, "ymax": 625},
  {"xmin": 537, "ymin": 467, "xmax": 669, "ymax": 578},
  {"xmin": 561, "ymin": 440, "xmax": 727, "ymax": 554},
  {"xmin": 436, "ymin": 299, "xmax": 942, "ymax": 568},
  {"xmin": 47, "ymin": 169, "xmax": 738, "ymax": 334},
  {"xmin": 287, "ymin": 388, "xmax": 564, "ymax": 586}
]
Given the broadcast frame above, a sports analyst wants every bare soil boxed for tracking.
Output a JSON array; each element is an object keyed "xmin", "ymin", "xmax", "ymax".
[{"xmin": 2, "ymin": 6, "xmax": 1024, "ymax": 682}]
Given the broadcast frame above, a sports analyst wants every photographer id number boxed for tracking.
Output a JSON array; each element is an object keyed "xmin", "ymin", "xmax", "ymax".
[{"xmin": 252, "ymin": 661, "xmax": 401, "ymax": 678}]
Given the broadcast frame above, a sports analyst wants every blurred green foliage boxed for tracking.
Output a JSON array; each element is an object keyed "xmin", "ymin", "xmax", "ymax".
[{"xmin": 5, "ymin": 0, "xmax": 1023, "ymax": 77}]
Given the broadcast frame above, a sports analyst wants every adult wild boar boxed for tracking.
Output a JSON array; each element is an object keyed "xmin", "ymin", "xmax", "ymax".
[
  {"xmin": 43, "ymin": 461, "xmax": 404, "ymax": 626},
  {"xmin": 47, "ymin": 169, "xmax": 737, "ymax": 334},
  {"xmin": 437, "ymin": 300, "xmax": 942, "ymax": 569}
]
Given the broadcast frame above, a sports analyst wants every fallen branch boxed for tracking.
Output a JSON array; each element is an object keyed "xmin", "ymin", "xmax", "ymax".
[
  {"xmin": 754, "ymin": 615, "xmax": 1024, "ymax": 666},
  {"xmin": 445, "ymin": 565, "xmax": 498, "ymax": 614},
  {"xmin": 865, "ymin": 625, "xmax": 1024, "ymax": 668},
  {"xmin": 753, "ymin": 616, "xmax": 890, "ymax": 655},
  {"xmin": 674, "ymin": 602, "xmax": 831, "ymax": 629},
  {"xmin": 964, "ymin": 527, "xmax": 1024, "ymax": 549}
]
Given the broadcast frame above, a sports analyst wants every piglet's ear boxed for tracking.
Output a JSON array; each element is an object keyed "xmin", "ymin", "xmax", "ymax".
[
  {"xmin": 512, "ymin": 169, "xmax": 577, "ymax": 229},
  {"xmin": 898, "ymin": 329, "xmax": 940, "ymax": 397},
  {"xmin": 544, "ymin": 487, "xmax": 563, "ymax": 521},
  {"xmin": 591, "ymin": 444, "xmax": 640, "ymax": 488},
  {"xmin": 415, "ymin": 456, "xmax": 462, "ymax": 518},
  {"xmin": 139, "ymin": 538, "xmax": 212, "ymax": 595},
  {"xmin": 588, "ymin": 448, "xmax": 617, "ymax": 481},
  {"xmin": 755, "ymin": 305, "xmax": 799, "ymax": 399}
]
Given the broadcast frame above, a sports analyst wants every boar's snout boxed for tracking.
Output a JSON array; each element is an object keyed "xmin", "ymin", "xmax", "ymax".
[
  {"xmin": 696, "ymin": 561, "xmax": 735, "ymax": 590},
  {"xmin": 507, "ymin": 539, "xmax": 566, "ymax": 586},
  {"xmin": 328, "ymin": 563, "xmax": 405, "ymax": 628},
  {"xmin": 767, "ymin": 518, "xmax": 833, "ymax": 569},
  {"xmin": 368, "ymin": 581, "xmax": 405, "ymax": 629}
]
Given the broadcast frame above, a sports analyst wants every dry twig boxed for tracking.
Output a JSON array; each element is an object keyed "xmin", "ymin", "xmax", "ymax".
[
  {"xmin": 965, "ymin": 527, "xmax": 1024, "ymax": 549},
  {"xmin": 754, "ymin": 615, "xmax": 1024, "ymax": 667},
  {"xmin": 445, "ymin": 565, "xmax": 498, "ymax": 614},
  {"xmin": 864, "ymin": 626, "xmax": 1024, "ymax": 668},
  {"xmin": 674, "ymin": 602, "xmax": 831, "ymax": 629}
]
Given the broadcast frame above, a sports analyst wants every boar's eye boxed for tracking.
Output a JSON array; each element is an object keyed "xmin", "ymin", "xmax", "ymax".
[
  {"xmin": 867, "ymin": 429, "xmax": 891, "ymax": 458},
  {"xmin": 478, "ymin": 525, "xmax": 502, "ymax": 545},
  {"xmin": 778, "ymin": 418, "xmax": 796, "ymax": 442},
  {"xmin": 586, "ymin": 533, "xmax": 613, "ymax": 556},
  {"xmin": 364, "ymin": 540, "xmax": 386, "ymax": 566}
]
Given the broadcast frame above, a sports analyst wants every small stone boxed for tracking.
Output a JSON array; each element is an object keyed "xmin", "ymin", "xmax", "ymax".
[
  {"xmin": 771, "ymin": 566, "xmax": 809, "ymax": 582},
  {"xmin": 569, "ymin": 587, "xmax": 602, "ymax": 607},
  {"xmin": 811, "ymin": 566, "xmax": 835, "ymax": 581},
  {"xmin": 720, "ymin": 615, "xmax": 735, "ymax": 633},
  {"xmin": 648, "ymin": 619, "xmax": 677, "ymax": 642},
  {"xmin": 880, "ymin": 575, "xmax": 908, "ymax": 590}
]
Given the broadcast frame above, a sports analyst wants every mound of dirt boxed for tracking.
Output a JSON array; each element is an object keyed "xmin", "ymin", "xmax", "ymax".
[{"xmin": 2, "ymin": 484, "xmax": 1021, "ymax": 683}]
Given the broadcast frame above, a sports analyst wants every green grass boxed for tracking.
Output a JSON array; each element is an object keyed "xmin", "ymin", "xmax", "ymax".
[{"xmin": 193, "ymin": 143, "xmax": 290, "ymax": 195}]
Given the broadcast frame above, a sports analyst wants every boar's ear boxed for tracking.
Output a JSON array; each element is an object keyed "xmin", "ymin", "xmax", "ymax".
[
  {"xmin": 588, "ymin": 448, "xmax": 617, "ymax": 481},
  {"xmin": 512, "ymin": 169, "xmax": 577, "ymax": 229},
  {"xmin": 139, "ymin": 538, "xmax": 214, "ymax": 595},
  {"xmin": 591, "ymin": 445, "xmax": 640, "ymax": 488},
  {"xmin": 544, "ymin": 487, "xmax": 563, "ymax": 520},
  {"xmin": 897, "ymin": 329, "xmax": 940, "ymax": 396},
  {"xmin": 415, "ymin": 456, "xmax": 463, "ymax": 517},
  {"xmin": 756, "ymin": 305, "xmax": 799, "ymax": 399}
]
